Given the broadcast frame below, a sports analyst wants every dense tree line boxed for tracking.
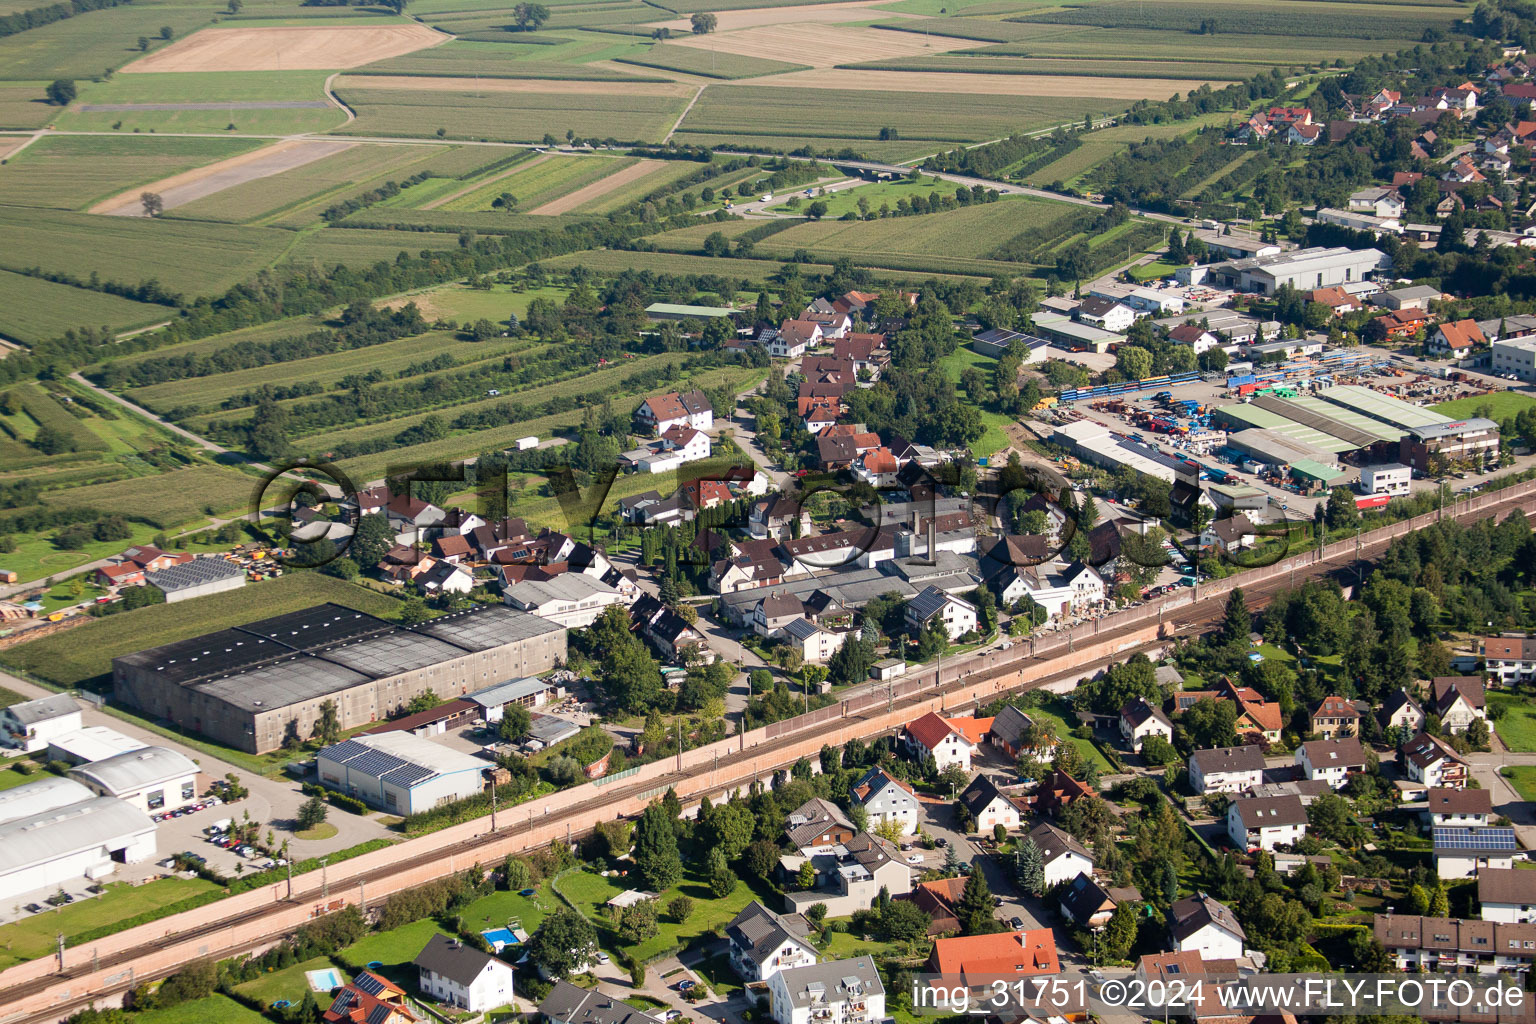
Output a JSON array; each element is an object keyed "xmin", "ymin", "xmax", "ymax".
[{"xmin": 0, "ymin": 0, "xmax": 129, "ymax": 39}]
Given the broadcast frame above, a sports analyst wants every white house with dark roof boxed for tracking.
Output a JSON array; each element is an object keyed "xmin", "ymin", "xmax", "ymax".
[
  {"xmin": 1425, "ymin": 787, "xmax": 1492, "ymax": 827},
  {"xmin": 1226, "ymin": 794, "xmax": 1309, "ymax": 851},
  {"xmin": 1169, "ymin": 893, "xmax": 1246, "ymax": 959},
  {"xmin": 850, "ymin": 766, "xmax": 919, "ymax": 835},
  {"xmin": 727, "ymin": 901, "xmax": 817, "ymax": 981},
  {"xmin": 1026, "ymin": 821, "xmax": 1093, "ymax": 888},
  {"xmin": 1188, "ymin": 745, "xmax": 1266, "ymax": 795},
  {"xmin": 1478, "ymin": 868, "xmax": 1536, "ymax": 923},
  {"xmin": 1432, "ymin": 676, "xmax": 1487, "ymax": 734},
  {"xmin": 904, "ymin": 586, "xmax": 977, "ymax": 641},
  {"xmin": 415, "ymin": 934, "xmax": 515, "ymax": 1012},
  {"xmin": 0, "ymin": 693, "xmax": 82, "ymax": 754},
  {"xmin": 959, "ymin": 774, "xmax": 1026, "ymax": 833},
  {"xmin": 1404, "ymin": 731, "xmax": 1469, "ymax": 789},
  {"xmin": 1119, "ymin": 697, "xmax": 1173, "ymax": 752},
  {"xmin": 989, "ymin": 705, "xmax": 1057, "ymax": 761},
  {"xmin": 1296, "ymin": 736, "xmax": 1367, "ymax": 788}
]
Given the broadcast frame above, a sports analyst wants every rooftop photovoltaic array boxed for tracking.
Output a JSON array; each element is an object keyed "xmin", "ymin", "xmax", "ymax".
[{"xmin": 1433, "ymin": 826, "xmax": 1518, "ymax": 852}]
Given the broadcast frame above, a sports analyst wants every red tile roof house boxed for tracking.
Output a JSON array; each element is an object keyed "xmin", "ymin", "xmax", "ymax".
[
  {"xmin": 903, "ymin": 711, "xmax": 983, "ymax": 772},
  {"xmin": 1428, "ymin": 319, "xmax": 1487, "ymax": 359},
  {"xmin": 635, "ymin": 389, "xmax": 713, "ymax": 435},
  {"xmin": 95, "ymin": 545, "xmax": 192, "ymax": 587},
  {"xmin": 927, "ymin": 929, "xmax": 1060, "ymax": 982}
]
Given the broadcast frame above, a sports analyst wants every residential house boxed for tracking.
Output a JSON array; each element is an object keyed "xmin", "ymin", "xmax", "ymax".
[
  {"xmin": 851, "ymin": 447, "xmax": 901, "ymax": 488},
  {"xmin": 1432, "ymin": 676, "xmax": 1487, "ymax": 734},
  {"xmin": 1167, "ymin": 323, "xmax": 1222, "ymax": 354},
  {"xmin": 904, "ymin": 586, "xmax": 978, "ymax": 642},
  {"xmin": 1374, "ymin": 914, "xmax": 1536, "ymax": 973},
  {"xmin": 726, "ymin": 902, "xmax": 817, "ymax": 982},
  {"xmin": 750, "ymin": 493, "xmax": 812, "ymax": 541},
  {"xmin": 1296, "ymin": 736, "xmax": 1368, "ymax": 788},
  {"xmin": 1200, "ymin": 516, "xmax": 1256, "ymax": 556},
  {"xmin": 1188, "ymin": 745, "xmax": 1266, "ymax": 795},
  {"xmin": 635, "ymin": 389, "xmax": 713, "ymax": 434},
  {"xmin": 541, "ymin": 981, "xmax": 656, "ymax": 1024},
  {"xmin": 1030, "ymin": 770, "xmax": 1095, "ymax": 817},
  {"xmin": 754, "ymin": 592, "xmax": 809, "ymax": 639},
  {"xmin": 1484, "ymin": 635, "xmax": 1536, "ymax": 685},
  {"xmin": 619, "ymin": 426, "xmax": 712, "ymax": 474},
  {"xmin": 1443, "ymin": 157, "xmax": 1487, "ymax": 183},
  {"xmin": 1075, "ymin": 297, "xmax": 1138, "ymax": 333},
  {"xmin": 833, "ymin": 334, "xmax": 888, "ymax": 377},
  {"xmin": 0, "ymin": 694, "xmax": 82, "ymax": 754},
  {"xmin": 1026, "ymin": 821, "xmax": 1094, "ymax": 888},
  {"xmin": 989, "ymin": 705, "xmax": 1058, "ymax": 761},
  {"xmin": 959, "ymin": 773, "xmax": 1027, "ymax": 833},
  {"xmin": 1434, "ymin": 826, "xmax": 1517, "ymax": 879},
  {"xmin": 414, "ymin": 935, "xmax": 515, "ymax": 1013},
  {"xmin": 784, "ymin": 797, "xmax": 858, "ymax": 854},
  {"xmin": 987, "ymin": 561, "xmax": 1104, "ymax": 621},
  {"xmin": 1425, "ymin": 787, "xmax": 1492, "ymax": 827},
  {"xmin": 1119, "ymin": 697, "xmax": 1173, "ymax": 753},
  {"xmin": 95, "ymin": 545, "xmax": 193, "ymax": 587},
  {"xmin": 1373, "ymin": 307, "xmax": 1432, "ymax": 339},
  {"xmin": 1058, "ymin": 873, "xmax": 1142, "ymax": 930},
  {"xmin": 1169, "ymin": 894, "xmax": 1246, "ymax": 959},
  {"xmin": 1349, "ymin": 187, "xmax": 1406, "ymax": 218},
  {"xmin": 386, "ymin": 492, "xmax": 446, "ymax": 540},
  {"xmin": 1227, "ymin": 794, "xmax": 1309, "ymax": 852},
  {"xmin": 1286, "ymin": 122, "xmax": 1323, "ymax": 145},
  {"xmin": 773, "ymin": 321, "xmax": 822, "ymax": 359},
  {"xmin": 767, "ymin": 956, "xmax": 884, "ymax": 1024},
  {"xmin": 903, "ymin": 876, "xmax": 968, "ymax": 935},
  {"xmin": 849, "ymin": 766, "xmax": 920, "ymax": 836},
  {"xmin": 323, "ymin": 971, "xmax": 420, "ymax": 1024},
  {"xmin": 927, "ymin": 930, "xmax": 1060, "ymax": 981},
  {"xmin": 501, "ymin": 573, "xmax": 628, "ymax": 628},
  {"xmin": 803, "ymin": 310, "xmax": 852, "ymax": 340},
  {"xmin": 1429, "ymin": 319, "xmax": 1487, "ymax": 359},
  {"xmin": 1228, "ymin": 684, "xmax": 1285, "ymax": 746},
  {"xmin": 781, "ymin": 833, "xmax": 910, "ymax": 917},
  {"xmin": 816, "ymin": 431, "xmax": 882, "ymax": 472},
  {"xmin": 1309, "ymin": 695, "xmax": 1362, "ymax": 738},
  {"xmin": 783, "ymin": 618, "xmax": 849, "ymax": 664},
  {"xmin": 432, "ymin": 534, "xmax": 475, "ymax": 564},
  {"xmin": 417, "ymin": 559, "xmax": 473, "ymax": 595},
  {"xmin": 1405, "ymin": 732, "xmax": 1469, "ymax": 789},
  {"xmin": 903, "ymin": 711, "xmax": 980, "ymax": 772},
  {"xmin": 1307, "ymin": 286, "xmax": 1360, "ymax": 316},
  {"xmin": 1379, "ymin": 688, "xmax": 1426, "ymax": 734},
  {"xmin": 1479, "ymin": 869, "xmax": 1536, "ymax": 923}
]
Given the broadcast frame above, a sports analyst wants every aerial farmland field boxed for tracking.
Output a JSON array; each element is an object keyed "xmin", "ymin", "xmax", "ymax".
[
  {"xmin": 0, "ymin": 270, "xmax": 170, "ymax": 343},
  {"xmin": 0, "ymin": 135, "xmax": 262, "ymax": 211}
]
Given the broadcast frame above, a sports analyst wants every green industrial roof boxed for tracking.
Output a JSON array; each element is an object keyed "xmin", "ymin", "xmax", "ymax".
[
  {"xmin": 1315, "ymin": 384, "xmax": 1454, "ymax": 430},
  {"xmin": 1212, "ymin": 403, "xmax": 1354, "ymax": 454},
  {"xmin": 1281, "ymin": 394, "xmax": 1404, "ymax": 444},
  {"xmin": 1290, "ymin": 459, "xmax": 1348, "ymax": 483}
]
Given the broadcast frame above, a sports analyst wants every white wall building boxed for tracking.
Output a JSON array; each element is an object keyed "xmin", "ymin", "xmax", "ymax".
[
  {"xmin": 1188, "ymin": 745, "xmax": 1266, "ymax": 795},
  {"xmin": 0, "ymin": 694, "xmax": 82, "ymax": 754},
  {"xmin": 904, "ymin": 586, "xmax": 978, "ymax": 642},
  {"xmin": 69, "ymin": 745, "xmax": 200, "ymax": 815},
  {"xmin": 1168, "ymin": 894, "xmax": 1246, "ymax": 959},
  {"xmin": 1227, "ymin": 794, "xmax": 1309, "ymax": 852},
  {"xmin": 0, "ymin": 781, "xmax": 156, "ymax": 903},
  {"xmin": 903, "ymin": 712, "xmax": 978, "ymax": 772},
  {"xmin": 1491, "ymin": 337, "xmax": 1536, "ymax": 382},
  {"xmin": 1479, "ymin": 869, "xmax": 1536, "ymax": 923},
  {"xmin": 726, "ymin": 902, "xmax": 818, "ymax": 982},
  {"xmin": 46, "ymin": 726, "xmax": 146, "ymax": 766},
  {"xmin": 1359, "ymin": 463, "xmax": 1412, "ymax": 497},
  {"xmin": 1027, "ymin": 821, "xmax": 1094, "ymax": 889},
  {"xmin": 768, "ymin": 956, "xmax": 885, "ymax": 1024},
  {"xmin": 501, "ymin": 573, "xmax": 628, "ymax": 628},
  {"xmin": 850, "ymin": 766, "xmax": 920, "ymax": 836},
  {"xmin": 318, "ymin": 731, "xmax": 485, "ymax": 815},
  {"xmin": 415, "ymin": 934, "xmax": 516, "ymax": 1012},
  {"xmin": 1295, "ymin": 737, "xmax": 1367, "ymax": 788}
]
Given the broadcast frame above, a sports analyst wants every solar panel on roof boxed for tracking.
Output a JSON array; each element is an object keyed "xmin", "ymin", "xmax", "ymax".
[
  {"xmin": 353, "ymin": 972, "xmax": 388, "ymax": 996},
  {"xmin": 322, "ymin": 739, "xmax": 372, "ymax": 763},
  {"xmin": 1433, "ymin": 827, "xmax": 1517, "ymax": 851},
  {"xmin": 384, "ymin": 763, "xmax": 435, "ymax": 787},
  {"xmin": 349, "ymin": 749, "xmax": 410, "ymax": 778}
]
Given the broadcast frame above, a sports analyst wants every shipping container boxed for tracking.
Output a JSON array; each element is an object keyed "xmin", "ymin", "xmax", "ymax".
[
  {"xmin": 516, "ymin": 436, "xmax": 539, "ymax": 451},
  {"xmin": 1354, "ymin": 494, "xmax": 1391, "ymax": 510}
]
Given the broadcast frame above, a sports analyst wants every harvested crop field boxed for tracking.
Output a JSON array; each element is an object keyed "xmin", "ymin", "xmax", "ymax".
[
  {"xmin": 665, "ymin": 24, "xmax": 980, "ymax": 67},
  {"xmin": 613, "ymin": 45, "xmax": 809, "ymax": 79},
  {"xmin": 0, "ymin": 135, "xmax": 262, "ymax": 212},
  {"xmin": 172, "ymin": 143, "xmax": 440, "ymax": 223},
  {"xmin": 436, "ymin": 154, "xmax": 633, "ymax": 211},
  {"xmin": 529, "ymin": 158, "xmax": 667, "ymax": 214},
  {"xmin": 645, "ymin": 0, "xmax": 918, "ymax": 31},
  {"xmin": 336, "ymin": 75, "xmax": 695, "ymax": 97},
  {"xmin": 748, "ymin": 68, "xmax": 1217, "ymax": 95},
  {"xmin": 92, "ymin": 139, "xmax": 356, "ymax": 216},
  {"xmin": 123, "ymin": 24, "xmax": 446, "ymax": 73}
]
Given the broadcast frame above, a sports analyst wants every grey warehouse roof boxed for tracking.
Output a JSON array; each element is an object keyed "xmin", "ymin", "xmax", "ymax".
[
  {"xmin": 146, "ymin": 557, "xmax": 245, "ymax": 592},
  {"xmin": 319, "ymin": 731, "xmax": 485, "ymax": 787},
  {"xmin": 0, "ymin": 796, "xmax": 154, "ymax": 877},
  {"xmin": 0, "ymin": 776, "xmax": 95, "ymax": 827},
  {"xmin": 466, "ymin": 676, "xmax": 554, "ymax": 708},
  {"xmin": 4, "ymin": 693, "xmax": 79, "ymax": 726},
  {"xmin": 114, "ymin": 602, "xmax": 564, "ymax": 713},
  {"xmin": 71, "ymin": 745, "xmax": 198, "ymax": 794}
]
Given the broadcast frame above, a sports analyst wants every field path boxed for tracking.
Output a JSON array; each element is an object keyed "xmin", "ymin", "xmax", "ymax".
[
  {"xmin": 664, "ymin": 84, "xmax": 707, "ymax": 143},
  {"xmin": 0, "ymin": 131, "xmax": 45, "ymax": 162},
  {"xmin": 90, "ymin": 139, "xmax": 356, "ymax": 216},
  {"xmin": 420, "ymin": 151, "xmax": 553, "ymax": 210},
  {"xmin": 323, "ymin": 72, "xmax": 356, "ymax": 125},
  {"xmin": 528, "ymin": 158, "xmax": 668, "ymax": 215}
]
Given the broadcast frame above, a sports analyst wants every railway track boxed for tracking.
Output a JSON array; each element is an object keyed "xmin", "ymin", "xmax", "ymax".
[{"xmin": 5, "ymin": 487, "xmax": 1533, "ymax": 1023}]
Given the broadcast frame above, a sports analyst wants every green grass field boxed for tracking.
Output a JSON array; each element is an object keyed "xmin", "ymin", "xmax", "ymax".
[
  {"xmin": 562, "ymin": 159, "xmax": 711, "ymax": 215},
  {"xmin": 0, "ymin": 134, "xmax": 262, "ymax": 211},
  {"xmin": 439, "ymin": 153, "xmax": 636, "ymax": 212},
  {"xmin": 335, "ymin": 918, "xmax": 454, "ymax": 973},
  {"xmin": 0, "ymin": 572, "xmax": 403, "ymax": 690},
  {"xmin": 0, "ymin": 4, "xmax": 220, "ymax": 79},
  {"xmin": 0, "ymin": 877, "xmax": 219, "ymax": 970},
  {"xmin": 278, "ymin": 227, "xmax": 459, "ymax": 266},
  {"xmin": 38, "ymin": 465, "xmax": 261, "ymax": 527},
  {"xmin": 232, "ymin": 955, "xmax": 336, "ymax": 1009},
  {"xmin": 1009, "ymin": 0, "xmax": 1460, "ymax": 40},
  {"xmin": 843, "ymin": 54, "xmax": 1251, "ymax": 80},
  {"xmin": 557, "ymin": 864, "xmax": 765, "ymax": 963},
  {"xmin": 677, "ymin": 84, "xmax": 1108, "ymax": 146},
  {"xmin": 134, "ymin": 996, "xmax": 270, "ymax": 1024},
  {"xmin": 169, "ymin": 143, "xmax": 440, "ymax": 224},
  {"xmin": 1433, "ymin": 392, "xmax": 1536, "ymax": 421},
  {"xmin": 613, "ymin": 43, "xmax": 811, "ymax": 80},
  {"xmin": 962, "ymin": 26, "xmax": 1421, "ymax": 64},
  {"xmin": 1490, "ymin": 691, "xmax": 1536, "ymax": 752},
  {"xmin": 0, "ymin": 270, "xmax": 169, "ymax": 344},
  {"xmin": 359, "ymin": 38, "xmax": 654, "ymax": 79},
  {"xmin": 332, "ymin": 81, "xmax": 690, "ymax": 144},
  {"xmin": 0, "ymin": 82, "xmax": 57, "ymax": 130},
  {"xmin": 761, "ymin": 174, "xmax": 988, "ymax": 219},
  {"xmin": 54, "ymin": 70, "xmax": 347, "ymax": 134}
]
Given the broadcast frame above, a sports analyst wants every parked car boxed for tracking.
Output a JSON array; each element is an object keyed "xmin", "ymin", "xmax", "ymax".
[{"xmin": 24, "ymin": 903, "xmax": 44, "ymax": 914}]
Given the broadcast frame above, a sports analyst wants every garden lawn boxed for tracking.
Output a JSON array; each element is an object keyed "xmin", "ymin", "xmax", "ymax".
[
  {"xmin": 0, "ymin": 686, "xmax": 24, "ymax": 707},
  {"xmin": 0, "ymin": 877, "xmax": 219, "ymax": 970},
  {"xmin": 232, "ymin": 955, "xmax": 338, "ymax": 1008},
  {"xmin": 1490, "ymin": 691, "xmax": 1536, "ymax": 752},
  {"xmin": 0, "ymin": 763, "xmax": 42, "ymax": 791},
  {"xmin": 336, "ymin": 918, "xmax": 456, "ymax": 978},
  {"xmin": 1433, "ymin": 392, "xmax": 1536, "ymax": 421},
  {"xmin": 1028, "ymin": 697, "xmax": 1113, "ymax": 774},
  {"xmin": 556, "ymin": 865, "xmax": 766, "ymax": 964},
  {"xmin": 460, "ymin": 889, "xmax": 551, "ymax": 935},
  {"xmin": 1503, "ymin": 766, "xmax": 1536, "ymax": 803},
  {"xmin": 133, "ymin": 995, "xmax": 270, "ymax": 1024}
]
